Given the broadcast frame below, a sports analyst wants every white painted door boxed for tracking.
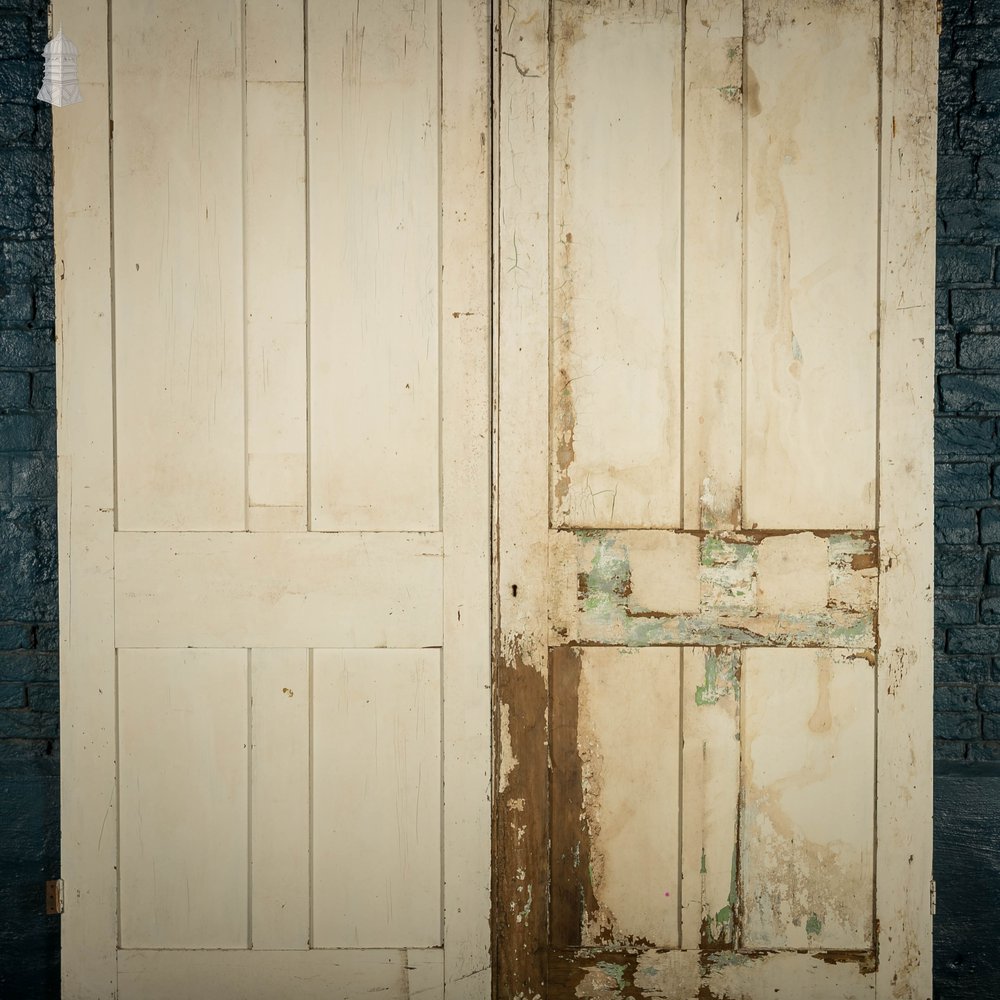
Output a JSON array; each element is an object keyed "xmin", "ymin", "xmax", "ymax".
[
  {"xmin": 54, "ymin": 2, "xmax": 490, "ymax": 997},
  {"xmin": 493, "ymin": 1, "xmax": 937, "ymax": 999}
]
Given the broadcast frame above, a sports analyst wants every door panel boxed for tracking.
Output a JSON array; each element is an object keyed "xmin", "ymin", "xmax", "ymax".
[
  {"xmin": 56, "ymin": 0, "xmax": 491, "ymax": 997},
  {"xmin": 494, "ymin": 2, "xmax": 935, "ymax": 999}
]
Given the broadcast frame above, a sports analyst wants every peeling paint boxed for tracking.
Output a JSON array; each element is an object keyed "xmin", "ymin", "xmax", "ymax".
[
  {"xmin": 694, "ymin": 649, "xmax": 740, "ymax": 706},
  {"xmin": 554, "ymin": 530, "xmax": 877, "ymax": 649}
]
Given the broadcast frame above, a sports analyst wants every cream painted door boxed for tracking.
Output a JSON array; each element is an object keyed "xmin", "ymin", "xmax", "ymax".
[
  {"xmin": 54, "ymin": 2, "xmax": 490, "ymax": 998},
  {"xmin": 494, "ymin": 2, "xmax": 936, "ymax": 999}
]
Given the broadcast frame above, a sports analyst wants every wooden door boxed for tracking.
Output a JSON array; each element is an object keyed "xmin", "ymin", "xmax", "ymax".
[
  {"xmin": 54, "ymin": 2, "xmax": 490, "ymax": 997},
  {"xmin": 494, "ymin": 1, "xmax": 936, "ymax": 999}
]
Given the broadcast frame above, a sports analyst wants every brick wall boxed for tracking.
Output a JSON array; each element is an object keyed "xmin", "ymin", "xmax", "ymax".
[
  {"xmin": 937, "ymin": 0, "xmax": 1000, "ymax": 761},
  {"xmin": 0, "ymin": 2, "xmax": 59, "ymax": 997}
]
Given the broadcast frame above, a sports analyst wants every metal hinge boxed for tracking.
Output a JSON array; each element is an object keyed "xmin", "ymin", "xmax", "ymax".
[
  {"xmin": 45, "ymin": 879, "xmax": 64, "ymax": 915},
  {"xmin": 930, "ymin": 878, "xmax": 937, "ymax": 917}
]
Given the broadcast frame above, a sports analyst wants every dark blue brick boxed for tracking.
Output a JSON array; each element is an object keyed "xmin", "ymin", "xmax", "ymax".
[
  {"xmin": 940, "ymin": 595, "xmax": 980, "ymax": 624},
  {"xmin": 937, "ymin": 685, "xmax": 979, "ymax": 711},
  {"xmin": 0, "ymin": 371, "xmax": 29, "ymax": 408},
  {"xmin": 938, "ymin": 544, "xmax": 986, "ymax": 586},
  {"xmin": 0, "ymin": 331, "xmax": 52, "ymax": 369},
  {"xmin": 943, "ymin": 66, "xmax": 974, "ymax": 106},
  {"xmin": 937, "ymin": 654, "xmax": 993, "ymax": 683},
  {"xmin": 979, "ymin": 154, "xmax": 1000, "ymax": 196},
  {"xmin": 23, "ymin": 683, "xmax": 54, "ymax": 713},
  {"xmin": 967, "ymin": 740, "xmax": 1000, "ymax": 759},
  {"xmin": 0, "ymin": 104, "xmax": 34, "ymax": 145},
  {"xmin": 0, "ymin": 285, "xmax": 31, "ymax": 324},
  {"xmin": 0, "ymin": 653, "xmax": 57, "ymax": 683},
  {"xmin": 936, "ymin": 416, "xmax": 996, "ymax": 454},
  {"xmin": 0, "ymin": 413, "xmax": 52, "ymax": 451},
  {"xmin": 935, "ymin": 738, "xmax": 968, "ymax": 759},
  {"xmin": 32, "ymin": 281, "xmax": 52, "ymax": 324},
  {"xmin": 979, "ymin": 684, "xmax": 1000, "ymax": 711},
  {"xmin": 0, "ymin": 682, "xmax": 23, "ymax": 709},
  {"xmin": 0, "ymin": 625, "xmax": 30, "ymax": 652},
  {"xmin": 939, "ymin": 155, "xmax": 976, "ymax": 197},
  {"xmin": 960, "ymin": 332, "xmax": 1000, "ymax": 367},
  {"xmin": 0, "ymin": 739, "xmax": 57, "ymax": 779},
  {"xmin": 938, "ymin": 198, "xmax": 1000, "ymax": 239},
  {"xmin": 974, "ymin": 0, "xmax": 1000, "ymax": 24},
  {"xmin": 28, "ymin": 370, "xmax": 52, "ymax": 409},
  {"xmin": 33, "ymin": 624, "xmax": 56, "ymax": 653},
  {"xmin": 936, "ymin": 461, "xmax": 991, "ymax": 501},
  {"xmin": 948, "ymin": 626, "xmax": 1000, "ymax": 653},
  {"xmin": 0, "ymin": 14, "xmax": 30, "ymax": 58},
  {"xmin": 984, "ymin": 715, "xmax": 1000, "ymax": 739},
  {"xmin": 0, "ymin": 60, "xmax": 38, "ymax": 105},
  {"xmin": 940, "ymin": 372, "xmax": 1000, "ymax": 411},
  {"xmin": 939, "ymin": 244, "xmax": 993, "ymax": 284},
  {"xmin": 936, "ymin": 712, "xmax": 983, "ymax": 739},
  {"xmin": 11, "ymin": 455, "xmax": 53, "ymax": 501},
  {"xmin": 977, "ymin": 66, "xmax": 1000, "ymax": 103},
  {"xmin": 0, "ymin": 151, "xmax": 49, "ymax": 231},
  {"xmin": 0, "ymin": 710, "xmax": 57, "ymax": 739},
  {"xmin": 1, "ymin": 239, "xmax": 51, "ymax": 283},
  {"xmin": 982, "ymin": 507, "xmax": 1000, "ymax": 541},
  {"xmin": 938, "ymin": 294, "xmax": 953, "ymax": 331},
  {"xmin": 959, "ymin": 105, "xmax": 1000, "ymax": 150},
  {"xmin": 981, "ymin": 595, "xmax": 1000, "ymax": 622},
  {"xmin": 952, "ymin": 289, "xmax": 1000, "ymax": 328},
  {"xmin": 938, "ymin": 507, "xmax": 979, "ymax": 544},
  {"xmin": 940, "ymin": 110, "xmax": 961, "ymax": 155}
]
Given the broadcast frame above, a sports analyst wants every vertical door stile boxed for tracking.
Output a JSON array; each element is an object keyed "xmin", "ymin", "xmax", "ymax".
[
  {"xmin": 876, "ymin": 2, "xmax": 937, "ymax": 997},
  {"xmin": 441, "ymin": 0, "xmax": 493, "ymax": 994},
  {"xmin": 53, "ymin": 0, "xmax": 117, "ymax": 994},
  {"xmin": 494, "ymin": 0, "xmax": 551, "ymax": 995}
]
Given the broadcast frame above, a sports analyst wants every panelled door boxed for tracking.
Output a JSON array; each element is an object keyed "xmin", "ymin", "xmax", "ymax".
[
  {"xmin": 493, "ymin": 1, "xmax": 936, "ymax": 999},
  {"xmin": 55, "ymin": 1, "xmax": 490, "ymax": 998},
  {"xmin": 56, "ymin": 2, "xmax": 936, "ymax": 1000}
]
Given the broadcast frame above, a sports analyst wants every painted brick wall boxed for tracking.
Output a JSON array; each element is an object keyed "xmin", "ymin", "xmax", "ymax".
[
  {"xmin": 937, "ymin": 0, "xmax": 1000, "ymax": 761},
  {"xmin": 0, "ymin": 2, "xmax": 59, "ymax": 998}
]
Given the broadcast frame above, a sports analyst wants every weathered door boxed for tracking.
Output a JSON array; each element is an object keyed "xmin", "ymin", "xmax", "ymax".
[
  {"xmin": 494, "ymin": 1, "xmax": 936, "ymax": 999},
  {"xmin": 54, "ymin": 2, "xmax": 490, "ymax": 997}
]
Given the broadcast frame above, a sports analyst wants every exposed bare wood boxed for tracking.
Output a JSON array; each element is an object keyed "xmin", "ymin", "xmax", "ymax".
[{"xmin": 494, "ymin": 0, "xmax": 551, "ymax": 990}]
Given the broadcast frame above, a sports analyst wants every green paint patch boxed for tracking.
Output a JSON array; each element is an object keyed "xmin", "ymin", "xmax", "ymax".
[
  {"xmin": 806, "ymin": 913, "xmax": 822, "ymax": 936},
  {"xmin": 718, "ymin": 84, "xmax": 741, "ymax": 102},
  {"xmin": 695, "ymin": 649, "xmax": 740, "ymax": 705},
  {"xmin": 595, "ymin": 962, "xmax": 627, "ymax": 988},
  {"xmin": 706, "ymin": 950, "xmax": 749, "ymax": 968}
]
